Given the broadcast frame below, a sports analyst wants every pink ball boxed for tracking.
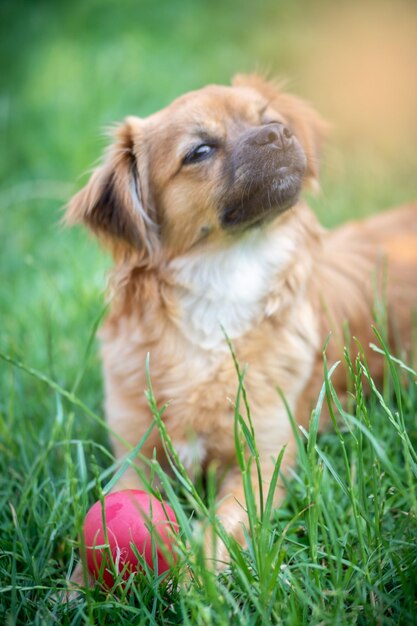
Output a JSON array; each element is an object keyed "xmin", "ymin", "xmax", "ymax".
[{"xmin": 82, "ymin": 490, "xmax": 179, "ymax": 587}]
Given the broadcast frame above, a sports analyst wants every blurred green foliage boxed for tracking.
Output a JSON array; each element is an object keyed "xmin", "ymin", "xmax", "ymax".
[{"xmin": 0, "ymin": 0, "xmax": 314, "ymax": 185}]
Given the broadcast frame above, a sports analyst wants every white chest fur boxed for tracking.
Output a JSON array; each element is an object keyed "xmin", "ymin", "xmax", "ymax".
[{"xmin": 169, "ymin": 219, "xmax": 297, "ymax": 350}]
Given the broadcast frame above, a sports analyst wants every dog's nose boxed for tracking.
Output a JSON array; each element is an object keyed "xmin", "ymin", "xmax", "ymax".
[{"xmin": 253, "ymin": 123, "xmax": 293, "ymax": 149}]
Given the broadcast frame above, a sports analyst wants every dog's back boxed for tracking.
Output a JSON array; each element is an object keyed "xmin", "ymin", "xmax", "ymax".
[
  {"xmin": 304, "ymin": 203, "xmax": 417, "ymax": 414},
  {"xmin": 324, "ymin": 202, "xmax": 417, "ymax": 341}
]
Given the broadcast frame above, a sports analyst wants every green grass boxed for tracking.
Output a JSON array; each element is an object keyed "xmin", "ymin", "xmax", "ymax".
[
  {"xmin": 1, "ymin": 0, "xmax": 417, "ymax": 624},
  {"xmin": 1, "ymin": 333, "xmax": 417, "ymax": 625}
]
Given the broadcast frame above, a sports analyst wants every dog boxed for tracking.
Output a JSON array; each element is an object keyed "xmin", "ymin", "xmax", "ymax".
[{"xmin": 67, "ymin": 74, "xmax": 417, "ymax": 569}]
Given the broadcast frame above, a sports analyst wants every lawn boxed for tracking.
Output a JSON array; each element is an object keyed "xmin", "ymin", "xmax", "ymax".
[{"xmin": 1, "ymin": 0, "xmax": 417, "ymax": 624}]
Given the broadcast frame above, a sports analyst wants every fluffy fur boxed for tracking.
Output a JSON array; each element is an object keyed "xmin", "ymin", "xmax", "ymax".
[{"xmin": 67, "ymin": 74, "xmax": 417, "ymax": 566}]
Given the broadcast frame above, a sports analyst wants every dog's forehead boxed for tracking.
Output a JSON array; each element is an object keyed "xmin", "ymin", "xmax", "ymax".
[{"xmin": 147, "ymin": 84, "xmax": 265, "ymax": 133}]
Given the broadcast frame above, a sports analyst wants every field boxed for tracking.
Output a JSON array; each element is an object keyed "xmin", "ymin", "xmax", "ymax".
[{"xmin": 1, "ymin": 0, "xmax": 417, "ymax": 624}]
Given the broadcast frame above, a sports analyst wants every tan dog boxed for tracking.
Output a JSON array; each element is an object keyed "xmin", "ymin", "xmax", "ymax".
[{"xmin": 67, "ymin": 74, "xmax": 417, "ymax": 566}]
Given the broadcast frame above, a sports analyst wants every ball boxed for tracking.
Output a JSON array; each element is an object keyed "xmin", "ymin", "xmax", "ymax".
[{"xmin": 82, "ymin": 489, "xmax": 179, "ymax": 586}]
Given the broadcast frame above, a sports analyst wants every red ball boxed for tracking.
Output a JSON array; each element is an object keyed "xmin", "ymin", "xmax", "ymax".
[{"xmin": 82, "ymin": 490, "xmax": 179, "ymax": 587}]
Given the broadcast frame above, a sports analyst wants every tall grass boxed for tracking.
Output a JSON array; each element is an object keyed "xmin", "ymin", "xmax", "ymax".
[{"xmin": 1, "ymin": 329, "xmax": 416, "ymax": 625}]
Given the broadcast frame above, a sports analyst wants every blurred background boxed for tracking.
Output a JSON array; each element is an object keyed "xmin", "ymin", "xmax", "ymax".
[{"xmin": 0, "ymin": 0, "xmax": 416, "ymax": 398}]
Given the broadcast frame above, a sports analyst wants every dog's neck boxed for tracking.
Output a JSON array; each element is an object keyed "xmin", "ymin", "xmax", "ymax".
[{"xmin": 167, "ymin": 203, "xmax": 320, "ymax": 351}]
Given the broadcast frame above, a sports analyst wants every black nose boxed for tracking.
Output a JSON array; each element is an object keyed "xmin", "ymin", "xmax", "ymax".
[{"xmin": 253, "ymin": 123, "xmax": 293, "ymax": 148}]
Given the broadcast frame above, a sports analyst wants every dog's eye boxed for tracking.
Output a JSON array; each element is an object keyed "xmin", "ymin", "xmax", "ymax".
[{"xmin": 183, "ymin": 144, "xmax": 215, "ymax": 165}]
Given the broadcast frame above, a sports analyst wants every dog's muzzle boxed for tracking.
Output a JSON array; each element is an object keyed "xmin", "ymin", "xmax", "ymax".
[{"xmin": 220, "ymin": 123, "xmax": 307, "ymax": 229}]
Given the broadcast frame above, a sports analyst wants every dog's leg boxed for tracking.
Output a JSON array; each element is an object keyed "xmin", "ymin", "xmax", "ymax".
[
  {"xmin": 108, "ymin": 408, "xmax": 162, "ymax": 492},
  {"xmin": 206, "ymin": 432, "xmax": 298, "ymax": 567}
]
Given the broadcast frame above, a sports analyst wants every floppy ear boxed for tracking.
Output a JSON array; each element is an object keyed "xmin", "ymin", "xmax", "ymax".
[
  {"xmin": 233, "ymin": 74, "xmax": 328, "ymax": 187},
  {"xmin": 66, "ymin": 116, "xmax": 158, "ymax": 264}
]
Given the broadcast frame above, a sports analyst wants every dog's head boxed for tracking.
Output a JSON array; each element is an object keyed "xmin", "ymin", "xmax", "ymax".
[{"xmin": 67, "ymin": 75, "xmax": 327, "ymax": 265}]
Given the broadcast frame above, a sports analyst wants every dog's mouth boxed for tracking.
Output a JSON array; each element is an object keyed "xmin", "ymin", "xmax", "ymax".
[{"xmin": 220, "ymin": 165, "xmax": 305, "ymax": 231}]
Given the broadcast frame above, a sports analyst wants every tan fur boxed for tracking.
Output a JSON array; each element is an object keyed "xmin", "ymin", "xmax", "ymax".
[{"xmin": 68, "ymin": 75, "xmax": 417, "ymax": 568}]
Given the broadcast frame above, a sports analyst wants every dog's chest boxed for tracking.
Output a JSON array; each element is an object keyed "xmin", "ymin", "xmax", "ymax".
[{"xmin": 169, "ymin": 225, "xmax": 296, "ymax": 350}]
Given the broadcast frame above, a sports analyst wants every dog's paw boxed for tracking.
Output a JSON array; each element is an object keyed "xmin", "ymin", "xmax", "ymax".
[{"xmin": 57, "ymin": 561, "xmax": 95, "ymax": 604}]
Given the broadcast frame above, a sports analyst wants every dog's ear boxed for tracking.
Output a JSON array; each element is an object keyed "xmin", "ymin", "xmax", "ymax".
[
  {"xmin": 66, "ymin": 116, "xmax": 158, "ymax": 264},
  {"xmin": 233, "ymin": 74, "xmax": 328, "ymax": 187}
]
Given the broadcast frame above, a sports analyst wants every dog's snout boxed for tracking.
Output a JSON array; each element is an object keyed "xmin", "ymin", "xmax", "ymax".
[{"xmin": 253, "ymin": 123, "xmax": 293, "ymax": 149}]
